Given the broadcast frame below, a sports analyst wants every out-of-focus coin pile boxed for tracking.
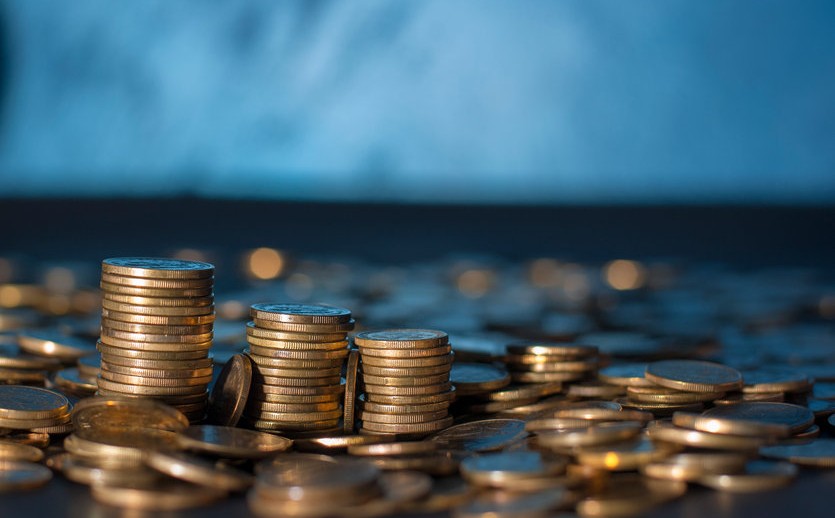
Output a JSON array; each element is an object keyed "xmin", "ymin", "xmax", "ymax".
[
  {"xmin": 96, "ymin": 258, "xmax": 215, "ymax": 422},
  {"xmin": 1, "ymin": 253, "xmax": 835, "ymax": 516},
  {"xmin": 355, "ymin": 329, "xmax": 454, "ymax": 437},
  {"xmin": 242, "ymin": 303, "xmax": 352, "ymax": 434}
]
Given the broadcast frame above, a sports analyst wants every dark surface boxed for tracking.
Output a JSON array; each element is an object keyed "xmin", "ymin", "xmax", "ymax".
[{"xmin": 2, "ymin": 198, "xmax": 835, "ymax": 518}]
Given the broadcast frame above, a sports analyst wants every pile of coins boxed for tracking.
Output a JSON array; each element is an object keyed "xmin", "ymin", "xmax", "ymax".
[
  {"xmin": 504, "ymin": 343, "xmax": 600, "ymax": 385},
  {"xmin": 96, "ymin": 258, "xmax": 215, "ymax": 422},
  {"xmin": 0, "ymin": 385, "xmax": 71, "ymax": 434},
  {"xmin": 355, "ymin": 329, "xmax": 454, "ymax": 437},
  {"xmin": 242, "ymin": 303, "xmax": 353, "ymax": 434}
]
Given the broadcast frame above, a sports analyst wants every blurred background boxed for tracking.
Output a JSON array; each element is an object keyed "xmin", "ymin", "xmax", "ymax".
[{"xmin": 0, "ymin": 0, "xmax": 833, "ymax": 204}]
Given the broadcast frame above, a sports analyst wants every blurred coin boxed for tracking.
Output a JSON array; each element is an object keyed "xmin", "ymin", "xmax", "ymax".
[
  {"xmin": 0, "ymin": 441, "xmax": 43, "ymax": 462},
  {"xmin": 0, "ymin": 460, "xmax": 52, "ymax": 491},
  {"xmin": 72, "ymin": 396, "xmax": 189, "ymax": 431},
  {"xmin": 760, "ymin": 438, "xmax": 835, "ymax": 467},
  {"xmin": 360, "ymin": 363, "xmax": 452, "ymax": 377},
  {"xmin": 364, "ymin": 382, "xmax": 452, "ymax": 397},
  {"xmin": 145, "ymin": 450, "xmax": 253, "ymax": 491},
  {"xmin": 450, "ymin": 363, "xmax": 511, "ymax": 396},
  {"xmin": 363, "ymin": 373, "xmax": 450, "ymax": 387},
  {"xmin": 641, "ymin": 452, "xmax": 748, "ymax": 482},
  {"xmin": 294, "ymin": 434, "xmax": 395, "ymax": 453},
  {"xmin": 697, "ymin": 460, "xmax": 796, "ymax": 492},
  {"xmin": 430, "ymin": 419, "xmax": 527, "ymax": 452},
  {"xmin": 626, "ymin": 386, "xmax": 725, "ymax": 404},
  {"xmin": 536, "ymin": 422, "xmax": 642, "ymax": 450},
  {"xmin": 99, "ymin": 330, "xmax": 213, "ymax": 344},
  {"xmin": 682, "ymin": 402, "xmax": 814, "ymax": 437},
  {"xmin": 90, "ymin": 480, "xmax": 222, "ymax": 510},
  {"xmin": 17, "ymin": 330, "xmax": 97, "ymax": 361},
  {"xmin": 460, "ymin": 451, "xmax": 568, "ymax": 488},
  {"xmin": 506, "ymin": 343, "xmax": 598, "ymax": 358},
  {"xmin": 481, "ymin": 382, "xmax": 564, "ymax": 402},
  {"xmin": 100, "ymin": 319, "xmax": 213, "ymax": 335},
  {"xmin": 740, "ymin": 368, "xmax": 812, "ymax": 394},
  {"xmin": 454, "ymin": 489, "xmax": 568, "ymax": 518},
  {"xmin": 645, "ymin": 360, "xmax": 742, "ymax": 393},
  {"xmin": 344, "ymin": 349, "xmax": 359, "ymax": 434},
  {"xmin": 598, "ymin": 363, "xmax": 654, "ymax": 387},
  {"xmin": 54, "ymin": 368, "xmax": 97, "ymax": 395},
  {"xmin": 348, "ymin": 441, "xmax": 437, "ymax": 457},
  {"xmin": 646, "ymin": 421, "xmax": 766, "ymax": 450},
  {"xmin": 576, "ymin": 475, "xmax": 686, "ymax": 517}
]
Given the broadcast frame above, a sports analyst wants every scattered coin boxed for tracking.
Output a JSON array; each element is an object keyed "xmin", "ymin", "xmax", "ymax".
[
  {"xmin": 430, "ymin": 419, "xmax": 527, "ymax": 452},
  {"xmin": 698, "ymin": 460, "xmax": 797, "ymax": 492},
  {"xmin": 178, "ymin": 425, "xmax": 292, "ymax": 458},
  {"xmin": 0, "ymin": 460, "xmax": 53, "ymax": 492},
  {"xmin": 760, "ymin": 439, "xmax": 835, "ymax": 467}
]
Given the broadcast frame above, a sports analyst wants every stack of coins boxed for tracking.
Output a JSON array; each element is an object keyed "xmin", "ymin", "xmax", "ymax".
[
  {"xmin": 504, "ymin": 343, "xmax": 599, "ymax": 385},
  {"xmin": 96, "ymin": 258, "xmax": 215, "ymax": 422},
  {"xmin": 242, "ymin": 303, "xmax": 353, "ymax": 434},
  {"xmin": 355, "ymin": 329, "xmax": 454, "ymax": 437},
  {"xmin": 0, "ymin": 385, "xmax": 72, "ymax": 432}
]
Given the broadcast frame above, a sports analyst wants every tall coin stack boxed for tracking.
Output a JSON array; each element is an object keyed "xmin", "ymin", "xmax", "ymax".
[
  {"xmin": 355, "ymin": 329, "xmax": 454, "ymax": 437},
  {"xmin": 96, "ymin": 258, "xmax": 215, "ymax": 423},
  {"xmin": 243, "ymin": 303, "xmax": 353, "ymax": 434}
]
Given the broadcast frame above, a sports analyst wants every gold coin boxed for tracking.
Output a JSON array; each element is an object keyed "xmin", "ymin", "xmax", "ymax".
[
  {"xmin": 245, "ymin": 335, "xmax": 349, "ymax": 351},
  {"xmin": 0, "ymin": 413, "xmax": 70, "ymax": 430},
  {"xmin": 360, "ymin": 409, "xmax": 449, "ymax": 425},
  {"xmin": 360, "ymin": 399, "xmax": 450, "ymax": 415},
  {"xmin": 102, "ymin": 299, "xmax": 215, "ymax": 316},
  {"xmin": 93, "ymin": 390, "xmax": 207, "ymax": 405},
  {"xmin": 100, "ymin": 281, "xmax": 213, "ymax": 297},
  {"xmin": 102, "ymin": 308, "xmax": 216, "ymax": 326},
  {"xmin": 576, "ymin": 475, "xmax": 686, "ymax": 517},
  {"xmin": 249, "ymin": 392, "xmax": 344, "ymax": 404},
  {"xmin": 598, "ymin": 363, "xmax": 655, "ymax": 387},
  {"xmin": 246, "ymin": 346, "xmax": 348, "ymax": 361},
  {"xmin": 460, "ymin": 450, "xmax": 568, "ymax": 488},
  {"xmin": 100, "ymin": 370, "xmax": 212, "ymax": 387},
  {"xmin": 575, "ymin": 436, "xmax": 678, "ymax": 471},
  {"xmin": 0, "ymin": 352, "xmax": 62, "ymax": 371},
  {"xmin": 243, "ymin": 418, "xmax": 342, "ymax": 432},
  {"xmin": 363, "ymin": 382, "xmax": 452, "ymax": 396},
  {"xmin": 511, "ymin": 371, "xmax": 587, "ymax": 383},
  {"xmin": 100, "ymin": 328, "xmax": 213, "ymax": 344},
  {"xmin": 247, "ymin": 400, "xmax": 340, "ymax": 414},
  {"xmin": 0, "ymin": 369, "xmax": 46, "ymax": 384},
  {"xmin": 740, "ymin": 368, "xmax": 812, "ymax": 394},
  {"xmin": 97, "ymin": 342, "xmax": 209, "ymax": 359},
  {"xmin": 713, "ymin": 392, "xmax": 785, "ymax": 405},
  {"xmin": 104, "ymin": 292, "xmax": 214, "ymax": 307},
  {"xmin": 100, "ymin": 273, "xmax": 214, "ymax": 289},
  {"xmin": 482, "ymin": 382, "xmax": 564, "ymax": 403},
  {"xmin": 535, "ymin": 421, "xmax": 642, "ymax": 450},
  {"xmin": 641, "ymin": 452, "xmax": 749, "ymax": 482},
  {"xmin": 0, "ymin": 460, "xmax": 53, "ymax": 491},
  {"xmin": 145, "ymin": 450, "xmax": 253, "ymax": 491},
  {"xmin": 178, "ymin": 425, "xmax": 292, "ymax": 458},
  {"xmin": 364, "ymin": 451, "xmax": 460, "ymax": 476},
  {"xmin": 617, "ymin": 397, "xmax": 704, "ymax": 415},
  {"xmin": 0, "ymin": 441, "xmax": 44, "ymax": 462},
  {"xmin": 362, "ymin": 373, "xmax": 449, "ymax": 387},
  {"xmin": 646, "ymin": 421, "xmax": 767, "ymax": 450},
  {"xmin": 293, "ymin": 434, "xmax": 393, "ymax": 453},
  {"xmin": 363, "ymin": 388, "xmax": 456, "ymax": 406},
  {"xmin": 429, "ymin": 418, "xmax": 527, "ymax": 452},
  {"xmin": 645, "ymin": 360, "xmax": 743, "ymax": 393},
  {"xmin": 359, "ymin": 363, "xmax": 452, "ymax": 377},
  {"xmin": 506, "ymin": 343, "xmax": 598, "ymax": 357},
  {"xmin": 17, "ymin": 331, "xmax": 97, "ymax": 361},
  {"xmin": 101, "ymin": 258, "xmax": 214, "ymax": 279},
  {"xmin": 354, "ymin": 329, "xmax": 449, "ymax": 349},
  {"xmin": 96, "ymin": 377, "xmax": 208, "ymax": 396},
  {"xmin": 251, "ymin": 383, "xmax": 345, "ymax": 397},
  {"xmin": 697, "ymin": 460, "xmax": 796, "ymax": 492},
  {"xmin": 0, "ymin": 432, "xmax": 49, "ymax": 448},
  {"xmin": 246, "ymin": 352, "xmax": 344, "ymax": 369},
  {"xmin": 253, "ymin": 365, "xmax": 342, "ymax": 379},
  {"xmin": 47, "ymin": 453, "xmax": 159, "ymax": 486},
  {"xmin": 360, "ymin": 344, "xmax": 453, "ymax": 358},
  {"xmin": 760, "ymin": 438, "xmax": 835, "ymax": 467},
  {"xmin": 361, "ymin": 416, "xmax": 453, "ymax": 434},
  {"xmin": 101, "ymin": 318, "xmax": 213, "ymax": 335},
  {"xmin": 207, "ymin": 354, "xmax": 252, "ymax": 427},
  {"xmin": 99, "ymin": 361, "xmax": 213, "ymax": 379},
  {"xmin": 0, "ymin": 386, "xmax": 70, "ymax": 420},
  {"xmin": 450, "ymin": 363, "xmax": 511, "ymax": 396},
  {"xmin": 66, "ymin": 427, "xmax": 179, "ymax": 466},
  {"xmin": 466, "ymin": 397, "xmax": 540, "ymax": 415},
  {"xmin": 672, "ymin": 406, "xmax": 802, "ymax": 439},
  {"xmin": 72, "ymin": 397, "xmax": 189, "ymax": 431},
  {"xmin": 90, "ymin": 480, "xmax": 221, "ymax": 510},
  {"xmin": 567, "ymin": 381, "xmax": 627, "ymax": 399},
  {"xmin": 360, "ymin": 354, "xmax": 453, "ymax": 368},
  {"xmin": 255, "ymin": 454, "xmax": 378, "ymax": 501},
  {"xmin": 344, "ymin": 349, "xmax": 360, "ymax": 434},
  {"xmin": 505, "ymin": 353, "xmax": 597, "ymax": 366},
  {"xmin": 257, "ymin": 375, "xmax": 341, "ymax": 387},
  {"xmin": 698, "ymin": 402, "xmax": 814, "ymax": 436},
  {"xmin": 54, "ymin": 368, "xmax": 98, "ymax": 395},
  {"xmin": 509, "ymin": 360, "xmax": 599, "ymax": 374},
  {"xmin": 250, "ymin": 303, "xmax": 352, "ymax": 324},
  {"xmin": 252, "ymin": 318, "xmax": 355, "ymax": 333},
  {"xmin": 99, "ymin": 354, "xmax": 211, "ymax": 370},
  {"xmin": 626, "ymin": 386, "xmax": 725, "ymax": 404},
  {"xmin": 248, "ymin": 408, "xmax": 343, "ymax": 422},
  {"xmin": 246, "ymin": 322, "xmax": 346, "ymax": 343},
  {"xmin": 347, "ymin": 440, "xmax": 437, "ymax": 457}
]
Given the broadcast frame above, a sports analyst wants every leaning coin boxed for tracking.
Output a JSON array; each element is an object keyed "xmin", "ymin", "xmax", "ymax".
[
  {"xmin": 144, "ymin": 450, "xmax": 253, "ymax": 491},
  {"xmin": 0, "ymin": 460, "xmax": 52, "ymax": 491},
  {"xmin": 208, "ymin": 354, "xmax": 251, "ymax": 427},
  {"xmin": 697, "ymin": 460, "xmax": 797, "ymax": 492},
  {"xmin": 344, "ymin": 349, "xmax": 360, "ymax": 434},
  {"xmin": 645, "ymin": 360, "xmax": 743, "ymax": 393},
  {"xmin": 430, "ymin": 419, "xmax": 528, "ymax": 453}
]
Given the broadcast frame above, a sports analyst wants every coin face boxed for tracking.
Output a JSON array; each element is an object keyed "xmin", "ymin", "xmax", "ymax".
[
  {"xmin": 355, "ymin": 329, "xmax": 449, "ymax": 348},
  {"xmin": 250, "ymin": 303, "xmax": 352, "ymax": 323},
  {"xmin": 0, "ymin": 386, "xmax": 70, "ymax": 420},
  {"xmin": 429, "ymin": 419, "xmax": 527, "ymax": 452},
  {"xmin": 102, "ymin": 258, "xmax": 215, "ymax": 278},
  {"xmin": 645, "ymin": 360, "xmax": 743, "ymax": 393},
  {"xmin": 208, "ymin": 354, "xmax": 252, "ymax": 427},
  {"xmin": 72, "ymin": 397, "xmax": 189, "ymax": 432}
]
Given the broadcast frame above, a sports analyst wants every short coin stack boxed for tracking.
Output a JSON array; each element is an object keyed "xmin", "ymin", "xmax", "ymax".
[
  {"xmin": 96, "ymin": 258, "xmax": 215, "ymax": 422},
  {"xmin": 242, "ymin": 303, "xmax": 353, "ymax": 434},
  {"xmin": 355, "ymin": 329, "xmax": 454, "ymax": 437},
  {"xmin": 504, "ymin": 343, "xmax": 600, "ymax": 385}
]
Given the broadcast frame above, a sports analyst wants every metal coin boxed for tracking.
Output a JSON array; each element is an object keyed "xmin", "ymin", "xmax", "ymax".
[
  {"xmin": 481, "ymin": 382, "xmax": 564, "ymax": 402},
  {"xmin": 535, "ymin": 421, "xmax": 643, "ymax": 450},
  {"xmin": 245, "ymin": 336, "xmax": 349, "ymax": 351},
  {"xmin": 454, "ymin": 489, "xmax": 569, "ymax": 518},
  {"xmin": 100, "ymin": 281, "xmax": 213, "ymax": 297},
  {"xmin": 362, "ymin": 373, "xmax": 450, "ymax": 387},
  {"xmin": 506, "ymin": 343, "xmax": 598, "ymax": 358},
  {"xmin": 97, "ymin": 342, "xmax": 209, "ymax": 360},
  {"xmin": 17, "ymin": 330, "xmax": 97, "ymax": 361},
  {"xmin": 72, "ymin": 397, "xmax": 189, "ymax": 432},
  {"xmin": 100, "ymin": 272, "xmax": 214, "ymax": 289},
  {"xmin": 641, "ymin": 452, "xmax": 748, "ymax": 482},
  {"xmin": 102, "ymin": 298, "xmax": 215, "ymax": 316},
  {"xmin": 645, "ymin": 360, "xmax": 743, "ymax": 393},
  {"xmin": 568, "ymin": 381, "xmax": 627, "ymax": 399},
  {"xmin": 0, "ymin": 460, "xmax": 53, "ymax": 491},
  {"xmin": 450, "ymin": 363, "xmax": 511, "ymax": 396},
  {"xmin": 364, "ymin": 452, "xmax": 461, "ymax": 476},
  {"xmin": 99, "ymin": 354, "xmax": 211, "ymax": 370},
  {"xmin": 54, "ymin": 368, "xmax": 98, "ymax": 395},
  {"xmin": 363, "ymin": 382, "xmax": 452, "ymax": 396},
  {"xmin": 510, "ymin": 371, "xmax": 587, "ymax": 383},
  {"xmin": 695, "ymin": 402, "xmax": 814, "ymax": 436},
  {"xmin": 208, "ymin": 354, "xmax": 252, "ymax": 427},
  {"xmin": 697, "ymin": 460, "xmax": 797, "ymax": 493},
  {"xmin": 429, "ymin": 418, "xmax": 527, "ymax": 452},
  {"xmin": 646, "ymin": 421, "xmax": 767, "ymax": 450},
  {"xmin": 0, "ymin": 441, "xmax": 44, "ymax": 462},
  {"xmin": 598, "ymin": 363, "xmax": 655, "ymax": 387},
  {"xmin": 245, "ymin": 346, "xmax": 348, "ymax": 361},
  {"xmin": 99, "ymin": 361, "xmax": 213, "ymax": 379},
  {"xmin": 360, "ymin": 399, "xmax": 450, "ymax": 415},
  {"xmin": 99, "ymin": 371, "xmax": 213, "ymax": 387},
  {"xmin": 252, "ymin": 365, "xmax": 342, "ymax": 379},
  {"xmin": 144, "ymin": 450, "xmax": 254, "ymax": 491},
  {"xmin": 101, "ymin": 318, "xmax": 213, "ymax": 335},
  {"xmin": 460, "ymin": 451, "xmax": 569, "ymax": 488},
  {"xmin": 257, "ymin": 375, "xmax": 342, "ymax": 387},
  {"xmin": 354, "ymin": 329, "xmax": 449, "ymax": 349},
  {"xmin": 243, "ymin": 418, "xmax": 341, "ymax": 432},
  {"xmin": 360, "ymin": 344, "xmax": 453, "ymax": 358},
  {"xmin": 363, "ymin": 388, "xmax": 456, "ymax": 405},
  {"xmin": 99, "ymin": 329, "xmax": 213, "ymax": 344},
  {"xmin": 361, "ymin": 354, "xmax": 453, "ymax": 368},
  {"xmin": 89, "ymin": 480, "xmax": 222, "ymax": 510},
  {"xmin": 760, "ymin": 438, "xmax": 835, "ymax": 467},
  {"xmin": 576, "ymin": 475, "xmax": 686, "ymax": 517},
  {"xmin": 359, "ymin": 363, "xmax": 452, "ymax": 377},
  {"xmin": 101, "ymin": 257, "xmax": 214, "ymax": 279},
  {"xmin": 103, "ymin": 292, "xmax": 214, "ymax": 307},
  {"xmin": 245, "ymin": 322, "xmax": 346, "ymax": 343},
  {"xmin": 252, "ymin": 318, "xmax": 355, "ymax": 333},
  {"xmin": 250, "ymin": 303, "xmax": 352, "ymax": 324},
  {"xmin": 251, "ymin": 383, "xmax": 345, "ymax": 397},
  {"xmin": 575, "ymin": 436, "xmax": 678, "ymax": 471},
  {"xmin": 348, "ymin": 441, "xmax": 437, "ymax": 457},
  {"xmin": 626, "ymin": 386, "xmax": 725, "ymax": 404},
  {"xmin": 344, "ymin": 349, "xmax": 360, "ymax": 434},
  {"xmin": 246, "ymin": 400, "xmax": 340, "ymax": 413},
  {"xmin": 361, "ymin": 416, "xmax": 453, "ymax": 435},
  {"xmin": 0, "ymin": 386, "xmax": 69, "ymax": 420},
  {"xmin": 0, "ymin": 352, "xmax": 62, "ymax": 371},
  {"xmin": 96, "ymin": 377, "xmax": 208, "ymax": 396},
  {"xmin": 360, "ymin": 409, "xmax": 449, "ymax": 425},
  {"xmin": 740, "ymin": 368, "xmax": 812, "ymax": 393},
  {"xmin": 293, "ymin": 434, "xmax": 395, "ymax": 453}
]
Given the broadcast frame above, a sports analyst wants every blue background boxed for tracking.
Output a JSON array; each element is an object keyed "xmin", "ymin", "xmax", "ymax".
[{"xmin": 0, "ymin": 0, "xmax": 833, "ymax": 204}]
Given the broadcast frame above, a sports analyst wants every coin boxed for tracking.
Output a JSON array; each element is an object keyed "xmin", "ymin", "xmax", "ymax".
[
  {"xmin": 90, "ymin": 480, "xmax": 222, "ymax": 510},
  {"xmin": 241, "ymin": 418, "xmax": 342, "ymax": 432},
  {"xmin": 17, "ymin": 330, "xmax": 97, "ymax": 361},
  {"xmin": 251, "ymin": 383, "xmax": 345, "ymax": 397},
  {"xmin": 575, "ymin": 436, "xmax": 677, "ymax": 471},
  {"xmin": 360, "ymin": 399, "xmax": 450, "ymax": 415},
  {"xmin": 99, "ymin": 354, "xmax": 212, "ymax": 370},
  {"xmin": 359, "ymin": 363, "xmax": 452, "ymax": 377},
  {"xmin": 96, "ymin": 377, "xmax": 208, "ymax": 396},
  {"xmin": 252, "ymin": 318, "xmax": 355, "ymax": 333},
  {"xmin": 429, "ymin": 419, "xmax": 527, "ymax": 452},
  {"xmin": 568, "ymin": 381, "xmax": 627, "ymax": 399},
  {"xmin": 293, "ymin": 434, "xmax": 395, "ymax": 453},
  {"xmin": 0, "ymin": 441, "xmax": 44, "ymax": 462},
  {"xmin": 598, "ymin": 363, "xmax": 656, "ymax": 387},
  {"xmin": 246, "ymin": 336, "xmax": 349, "ymax": 351},
  {"xmin": 100, "ymin": 281, "xmax": 213, "ymax": 297},
  {"xmin": 365, "ymin": 452, "xmax": 462, "ymax": 476},
  {"xmin": 641, "ymin": 452, "xmax": 748, "ymax": 482},
  {"xmin": 760, "ymin": 438, "xmax": 835, "ymax": 467},
  {"xmin": 145, "ymin": 450, "xmax": 254, "ymax": 491},
  {"xmin": 480, "ymin": 382, "xmax": 564, "ymax": 402},
  {"xmin": 697, "ymin": 460, "xmax": 797, "ymax": 492},
  {"xmin": 246, "ymin": 322, "xmax": 346, "ymax": 343},
  {"xmin": 102, "ymin": 298, "xmax": 215, "ymax": 316},
  {"xmin": 97, "ymin": 342, "xmax": 209, "ymax": 360},
  {"xmin": 511, "ymin": 371, "xmax": 587, "ymax": 383},
  {"xmin": 355, "ymin": 329, "xmax": 449, "ymax": 349},
  {"xmin": 208, "ymin": 354, "xmax": 252, "ymax": 427},
  {"xmin": 100, "ymin": 371, "xmax": 213, "ymax": 387},
  {"xmin": 99, "ymin": 361, "xmax": 213, "ymax": 379},
  {"xmin": 360, "ymin": 344, "xmax": 453, "ymax": 358},
  {"xmin": 250, "ymin": 303, "xmax": 352, "ymax": 324},
  {"xmin": 246, "ymin": 400, "xmax": 340, "ymax": 413},
  {"xmin": 360, "ymin": 409, "xmax": 450, "ymax": 425},
  {"xmin": 101, "ymin": 258, "xmax": 214, "ymax": 279},
  {"xmin": 361, "ymin": 416, "xmax": 453, "ymax": 434},
  {"xmin": 344, "ymin": 349, "xmax": 359, "ymax": 434},
  {"xmin": 54, "ymin": 368, "xmax": 98, "ymax": 395},
  {"xmin": 47, "ymin": 452, "xmax": 160, "ymax": 486},
  {"xmin": 0, "ymin": 386, "xmax": 69, "ymax": 420},
  {"xmin": 348, "ymin": 441, "xmax": 437, "ymax": 457},
  {"xmin": 682, "ymin": 402, "xmax": 814, "ymax": 437},
  {"xmin": 646, "ymin": 421, "xmax": 767, "ymax": 450},
  {"xmin": 740, "ymin": 368, "xmax": 812, "ymax": 393},
  {"xmin": 506, "ymin": 343, "xmax": 598, "ymax": 357},
  {"xmin": 361, "ymin": 354, "xmax": 453, "ymax": 368},
  {"xmin": 100, "ymin": 272, "xmax": 214, "ymax": 289},
  {"xmin": 363, "ymin": 389, "xmax": 456, "ymax": 405},
  {"xmin": 99, "ymin": 329, "xmax": 213, "ymax": 344},
  {"xmin": 576, "ymin": 475, "xmax": 686, "ymax": 517},
  {"xmin": 246, "ymin": 346, "xmax": 348, "ymax": 361},
  {"xmin": 626, "ymin": 386, "xmax": 725, "ymax": 404},
  {"xmin": 0, "ymin": 352, "xmax": 61, "ymax": 371},
  {"xmin": 251, "ymin": 364, "xmax": 342, "ymax": 379},
  {"xmin": 645, "ymin": 360, "xmax": 743, "ymax": 393},
  {"xmin": 535, "ymin": 422, "xmax": 643, "ymax": 450},
  {"xmin": 104, "ymin": 293, "xmax": 214, "ymax": 307},
  {"xmin": 450, "ymin": 363, "xmax": 511, "ymax": 396},
  {"xmin": 362, "ymin": 373, "xmax": 450, "ymax": 387},
  {"xmin": 72, "ymin": 397, "xmax": 189, "ymax": 432},
  {"xmin": 454, "ymin": 489, "xmax": 569, "ymax": 518},
  {"xmin": 460, "ymin": 451, "xmax": 568, "ymax": 488},
  {"xmin": 363, "ymin": 382, "xmax": 452, "ymax": 396},
  {"xmin": 101, "ymin": 318, "xmax": 213, "ymax": 335},
  {"xmin": 256, "ymin": 454, "xmax": 379, "ymax": 501},
  {"xmin": 0, "ymin": 460, "xmax": 53, "ymax": 491}
]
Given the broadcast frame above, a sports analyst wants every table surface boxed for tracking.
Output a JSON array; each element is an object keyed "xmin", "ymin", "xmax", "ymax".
[{"xmin": 2, "ymin": 198, "xmax": 835, "ymax": 518}]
